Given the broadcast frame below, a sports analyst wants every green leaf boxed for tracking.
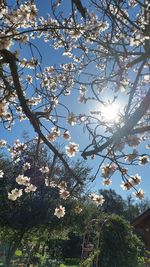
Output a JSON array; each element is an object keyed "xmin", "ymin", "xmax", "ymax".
[{"xmin": 15, "ymin": 249, "xmax": 22, "ymax": 256}]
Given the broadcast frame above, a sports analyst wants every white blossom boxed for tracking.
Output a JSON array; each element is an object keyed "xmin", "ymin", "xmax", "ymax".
[
  {"xmin": 16, "ymin": 174, "xmax": 30, "ymax": 186},
  {"xmin": 8, "ymin": 188, "xmax": 23, "ymax": 201},
  {"xmin": 0, "ymin": 140, "xmax": 7, "ymax": 148},
  {"xmin": 139, "ymin": 155, "xmax": 149, "ymax": 165},
  {"xmin": 102, "ymin": 178, "xmax": 112, "ymax": 186},
  {"xmin": 133, "ymin": 189, "xmax": 145, "ymax": 199},
  {"xmin": 80, "ymin": 85, "xmax": 87, "ymax": 95},
  {"xmin": 67, "ymin": 113, "xmax": 77, "ymax": 126},
  {"xmin": 0, "ymin": 170, "xmax": 4, "ymax": 178},
  {"xmin": 74, "ymin": 206, "xmax": 83, "ymax": 214},
  {"xmin": 23, "ymin": 162, "xmax": 31, "ymax": 171},
  {"xmin": 0, "ymin": 100, "xmax": 9, "ymax": 117},
  {"xmin": 63, "ymin": 131, "xmax": 71, "ymax": 140},
  {"xmin": 50, "ymin": 96, "xmax": 58, "ymax": 107},
  {"xmin": 58, "ymin": 181, "xmax": 67, "ymax": 190},
  {"xmin": 120, "ymin": 181, "xmax": 132, "ymax": 190},
  {"xmin": 40, "ymin": 166, "xmax": 49, "ymax": 174},
  {"xmin": 26, "ymin": 75, "xmax": 32, "ymax": 84},
  {"xmin": 89, "ymin": 193, "xmax": 105, "ymax": 206},
  {"xmin": 101, "ymin": 164, "xmax": 117, "ymax": 178},
  {"xmin": 65, "ymin": 142, "xmax": 79, "ymax": 157},
  {"xmin": 54, "ymin": 205, "xmax": 65, "ymax": 218},
  {"xmin": 59, "ymin": 189, "xmax": 70, "ymax": 200},
  {"xmin": 47, "ymin": 128, "xmax": 60, "ymax": 142},
  {"xmin": 129, "ymin": 174, "xmax": 141, "ymax": 186},
  {"xmin": 25, "ymin": 184, "xmax": 37, "ymax": 193}
]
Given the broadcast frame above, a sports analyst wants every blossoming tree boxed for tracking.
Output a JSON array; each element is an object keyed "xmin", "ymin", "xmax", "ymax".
[{"xmin": 0, "ymin": 0, "xmax": 150, "ymax": 216}]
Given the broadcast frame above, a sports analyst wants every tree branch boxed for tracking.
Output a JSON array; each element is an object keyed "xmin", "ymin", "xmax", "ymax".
[
  {"xmin": 82, "ymin": 89, "xmax": 150, "ymax": 158},
  {"xmin": 1, "ymin": 49, "xmax": 83, "ymax": 185}
]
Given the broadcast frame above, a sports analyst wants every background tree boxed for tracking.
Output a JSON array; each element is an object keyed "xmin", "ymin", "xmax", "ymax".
[
  {"xmin": 99, "ymin": 189, "xmax": 150, "ymax": 222},
  {"xmin": 99, "ymin": 189, "xmax": 126, "ymax": 217},
  {"xmin": 1, "ymin": 146, "xmax": 148, "ymax": 265},
  {"xmin": 98, "ymin": 215, "xmax": 144, "ymax": 267},
  {"xmin": 0, "ymin": 144, "xmax": 93, "ymax": 266}
]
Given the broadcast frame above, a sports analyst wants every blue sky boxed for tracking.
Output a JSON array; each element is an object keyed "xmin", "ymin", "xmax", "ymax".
[{"xmin": 0, "ymin": 0, "xmax": 150, "ymax": 200}]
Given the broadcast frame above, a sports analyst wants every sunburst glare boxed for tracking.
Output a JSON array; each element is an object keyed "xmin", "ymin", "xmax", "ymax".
[{"xmin": 101, "ymin": 103, "xmax": 120, "ymax": 123}]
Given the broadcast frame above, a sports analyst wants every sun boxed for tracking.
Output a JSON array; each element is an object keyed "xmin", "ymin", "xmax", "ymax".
[{"xmin": 100, "ymin": 103, "xmax": 120, "ymax": 123}]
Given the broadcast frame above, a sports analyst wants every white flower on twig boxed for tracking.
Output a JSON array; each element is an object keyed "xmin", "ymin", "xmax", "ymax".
[
  {"xmin": 54, "ymin": 205, "xmax": 65, "ymax": 218},
  {"xmin": 65, "ymin": 142, "xmax": 79, "ymax": 157}
]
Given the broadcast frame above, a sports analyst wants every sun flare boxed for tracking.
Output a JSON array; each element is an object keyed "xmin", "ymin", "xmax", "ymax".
[{"xmin": 101, "ymin": 103, "xmax": 120, "ymax": 123}]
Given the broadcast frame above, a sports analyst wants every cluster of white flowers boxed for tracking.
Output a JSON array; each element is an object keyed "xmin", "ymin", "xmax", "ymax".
[
  {"xmin": 41, "ymin": 64, "xmax": 74, "ymax": 96},
  {"xmin": 65, "ymin": 142, "xmax": 79, "ymax": 157},
  {"xmin": 15, "ymin": 174, "xmax": 37, "ymax": 193},
  {"xmin": 8, "ymin": 172, "xmax": 37, "ymax": 201},
  {"xmin": 89, "ymin": 193, "xmax": 105, "ymax": 206},
  {"xmin": 19, "ymin": 58, "xmax": 38, "ymax": 69},
  {"xmin": 83, "ymin": 16, "xmax": 109, "ymax": 38},
  {"xmin": 0, "ymin": 0, "xmax": 149, "ymax": 207},
  {"xmin": 16, "ymin": 174, "xmax": 30, "ymax": 186},
  {"xmin": 128, "ymin": 0, "xmax": 138, "ymax": 7},
  {"xmin": 130, "ymin": 34, "xmax": 146, "ymax": 47},
  {"xmin": 45, "ymin": 177, "xmax": 70, "ymax": 200},
  {"xmin": 27, "ymin": 96, "xmax": 42, "ymax": 106},
  {"xmin": 9, "ymin": 140, "xmax": 27, "ymax": 160},
  {"xmin": 3, "ymin": 2, "xmax": 38, "ymax": 29},
  {"xmin": 0, "ymin": 3, "xmax": 38, "ymax": 50},
  {"xmin": 58, "ymin": 181, "xmax": 70, "ymax": 200},
  {"xmin": 121, "ymin": 174, "xmax": 141, "ymax": 191},
  {"xmin": 25, "ymin": 184, "xmax": 37, "ymax": 193},
  {"xmin": 0, "ymin": 100, "xmax": 9, "ymax": 117},
  {"xmin": 42, "ymin": 74, "xmax": 57, "ymax": 91},
  {"xmin": 45, "ymin": 179, "xmax": 57, "ymax": 187},
  {"xmin": 8, "ymin": 188, "xmax": 23, "ymax": 201}
]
